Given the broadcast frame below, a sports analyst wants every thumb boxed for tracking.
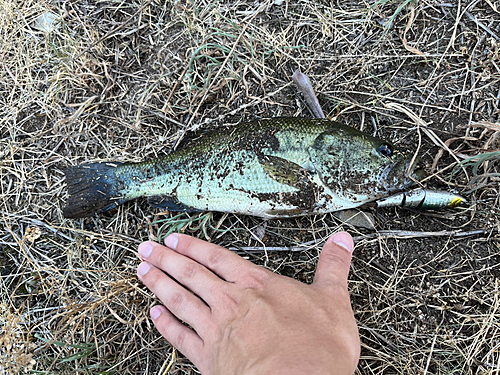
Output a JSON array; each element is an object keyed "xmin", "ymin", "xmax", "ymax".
[{"xmin": 313, "ymin": 231, "xmax": 354, "ymax": 289}]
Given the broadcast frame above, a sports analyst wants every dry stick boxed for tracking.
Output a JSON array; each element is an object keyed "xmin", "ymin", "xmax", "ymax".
[
  {"xmin": 339, "ymin": 87, "xmax": 466, "ymax": 112},
  {"xmin": 424, "ymin": 1, "xmax": 471, "ymax": 118},
  {"xmin": 228, "ymin": 229, "xmax": 487, "ymax": 252},
  {"xmin": 161, "ymin": 64, "xmax": 189, "ymax": 115},
  {"xmin": 400, "ymin": 5, "xmax": 426, "ymax": 58},
  {"xmin": 423, "ymin": 334, "xmax": 438, "ymax": 375},
  {"xmin": 5, "ymin": 213, "xmax": 142, "ymax": 253},
  {"xmin": 1, "ymin": 215, "xmax": 48, "ymax": 293},
  {"xmin": 125, "ymin": 101, "xmax": 184, "ymax": 127},
  {"xmin": 54, "ymin": 96, "xmax": 98, "ymax": 129},
  {"xmin": 433, "ymin": 1, "xmax": 470, "ymax": 70},
  {"xmin": 135, "ymin": 63, "xmax": 191, "ymax": 128},
  {"xmin": 358, "ymin": 324, "xmax": 405, "ymax": 355},
  {"xmin": 22, "ymin": 218, "xmax": 75, "ymax": 243},
  {"xmin": 465, "ymin": 11, "xmax": 500, "ymax": 40},
  {"xmin": 384, "ymin": 101, "xmax": 422, "ymax": 183},
  {"xmin": 354, "ymin": 229, "xmax": 487, "ymax": 241},
  {"xmin": 292, "ymin": 70, "xmax": 325, "ymax": 119}
]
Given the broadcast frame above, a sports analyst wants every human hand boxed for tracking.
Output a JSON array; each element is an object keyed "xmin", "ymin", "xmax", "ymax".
[{"xmin": 137, "ymin": 232, "xmax": 360, "ymax": 375}]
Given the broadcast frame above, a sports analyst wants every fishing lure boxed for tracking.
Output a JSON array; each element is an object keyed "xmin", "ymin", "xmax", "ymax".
[{"xmin": 376, "ymin": 189, "xmax": 466, "ymax": 210}]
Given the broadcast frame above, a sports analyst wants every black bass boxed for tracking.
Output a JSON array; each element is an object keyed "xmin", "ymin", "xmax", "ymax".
[{"xmin": 63, "ymin": 118, "xmax": 421, "ymax": 219}]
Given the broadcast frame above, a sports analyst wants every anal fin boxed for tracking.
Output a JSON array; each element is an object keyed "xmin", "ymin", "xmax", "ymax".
[{"xmin": 147, "ymin": 195, "xmax": 201, "ymax": 213}]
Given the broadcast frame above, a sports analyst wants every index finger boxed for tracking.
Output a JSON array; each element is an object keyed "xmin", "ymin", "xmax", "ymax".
[{"xmin": 164, "ymin": 233, "xmax": 256, "ymax": 282}]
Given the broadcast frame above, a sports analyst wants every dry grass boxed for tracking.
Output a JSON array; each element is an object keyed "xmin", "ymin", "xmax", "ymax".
[{"xmin": 1, "ymin": 0, "xmax": 500, "ymax": 373}]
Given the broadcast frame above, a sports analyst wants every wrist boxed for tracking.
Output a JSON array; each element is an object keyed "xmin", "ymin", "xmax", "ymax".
[{"xmin": 245, "ymin": 352, "xmax": 354, "ymax": 375}]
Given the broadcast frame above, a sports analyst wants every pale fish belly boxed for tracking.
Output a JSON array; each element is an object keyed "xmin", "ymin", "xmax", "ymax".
[
  {"xmin": 118, "ymin": 147, "xmax": 373, "ymax": 218},
  {"xmin": 176, "ymin": 154, "xmax": 367, "ymax": 218},
  {"xmin": 177, "ymin": 152, "xmax": 303, "ymax": 217}
]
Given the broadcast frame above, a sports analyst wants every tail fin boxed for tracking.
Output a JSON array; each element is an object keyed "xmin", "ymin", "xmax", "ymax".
[{"xmin": 63, "ymin": 162, "xmax": 125, "ymax": 218}]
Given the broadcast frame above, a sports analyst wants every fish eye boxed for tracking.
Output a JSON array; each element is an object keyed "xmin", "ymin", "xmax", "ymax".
[{"xmin": 378, "ymin": 144, "xmax": 392, "ymax": 157}]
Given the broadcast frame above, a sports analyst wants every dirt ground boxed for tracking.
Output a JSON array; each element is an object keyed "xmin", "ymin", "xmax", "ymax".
[{"xmin": 1, "ymin": 0, "xmax": 500, "ymax": 373}]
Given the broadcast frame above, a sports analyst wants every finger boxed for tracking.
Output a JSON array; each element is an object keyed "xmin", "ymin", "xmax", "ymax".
[
  {"xmin": 313, "ymin": 231, "xmax": 354, "ymax": 290},
  {"xmin": 149, "ymin": 305, "xmax": 204, "ymax": 366},
  {"xmin": 164, "ymin": 233, "xmax": 257, "ymax": 282},
  {"xmin": 137, "ymin": 262, "xmax": 211, "ymax": 333},
  {"xmin": 139, "ymin": 241, "xmax": 226, "ymax": 306}
]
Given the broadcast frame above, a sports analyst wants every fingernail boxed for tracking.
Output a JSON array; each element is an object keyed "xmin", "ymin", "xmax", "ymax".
[
  {"xmin": 151, "ymin": 306, "xmax": 162, "ymax": 320},
  {"xmin": 332, "ymin": 232, "xmax": 354, "ymax": 253},
  {"xmin": 137, "ymin": 262, "xmax": 151, "ymax": 276},
  {"xmin": 138, "ymin": 242, "xmax": 153, "ymax": 258},
  {"xmin": 164, "ymin": 234, "xmax": 179, "ymax": 250}
]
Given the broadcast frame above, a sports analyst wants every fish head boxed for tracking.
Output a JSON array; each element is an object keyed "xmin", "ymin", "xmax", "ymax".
[{"xmin": 309, "ymin": 124, "xmax": 423, "ymax": 204}]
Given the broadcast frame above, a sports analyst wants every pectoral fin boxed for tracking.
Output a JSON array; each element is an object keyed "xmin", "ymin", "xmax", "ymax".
[
  {"xmin": 258, "ymin": 155, "xmax": 320, "ymax": 214},
  {"xmin": 258, "ymin": 155, "xmax": 308, "ymax": 187}
]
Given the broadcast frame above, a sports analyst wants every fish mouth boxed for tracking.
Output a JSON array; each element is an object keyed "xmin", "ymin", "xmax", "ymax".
[{"xmin": 380, "ymin": 158, "xmax": 426, "ymax": 192}]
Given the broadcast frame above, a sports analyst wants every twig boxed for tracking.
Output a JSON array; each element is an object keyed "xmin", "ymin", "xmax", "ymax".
[
  {"xmin": 125, "ymin": 101, "xmax": 185, "ymax": 127},
  {"xmin": 188, "ymin": 82, "xmax": 293, "ymax": 129},
  {"xmin": 229, "ymin": 230, "xmax": 487, "ymax": 252},
  {"xmin": 161, "ymin": 64, "xmax": 189, "ymax": 115},
  {"xmin": 423, "ymin": 333, "xmax": 438, "ymax": 375},
  {"xmin": 292, "ymin": 70, "xmax": 325, "ymax": 118},
  {"xmin": 359, "ymin": 324, "xmax": 406, "ymax": 355},
  {"xmin": 54, "ymin": 96, "xmax": 98, "ymax": 131},
  {"xmin": 465, "ymin": 11, "xmax": 500, "ymax": 41}
]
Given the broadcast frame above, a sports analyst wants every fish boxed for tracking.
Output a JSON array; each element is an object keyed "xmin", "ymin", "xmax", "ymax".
[{"xmin": 63, "ymin": 117, "xmax": 423, "ymax": 219}]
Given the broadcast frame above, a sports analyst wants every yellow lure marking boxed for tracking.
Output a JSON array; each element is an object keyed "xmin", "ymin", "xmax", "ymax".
[{"xmin": 449, "ymin": 197, "xmax": 463, "ymax": 208}]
